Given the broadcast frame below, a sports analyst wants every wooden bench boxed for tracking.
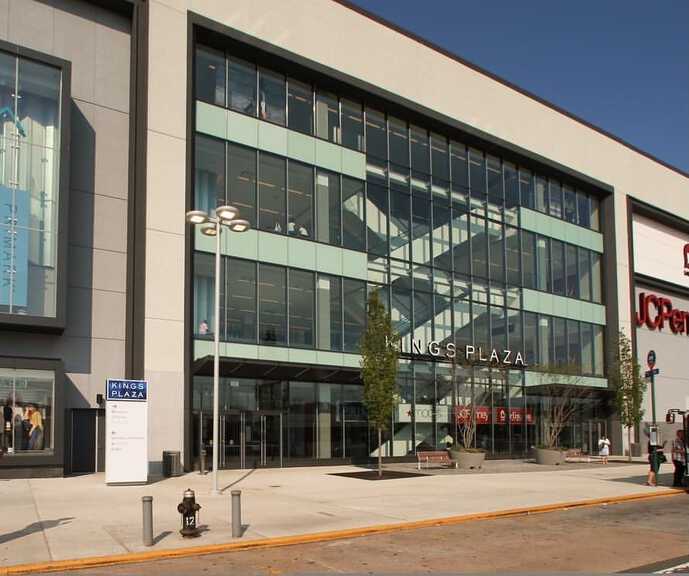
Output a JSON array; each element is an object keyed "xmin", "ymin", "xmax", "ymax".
[{"xmin": 416, "ymin": 450, "xmax": 457, "ymax": 470}]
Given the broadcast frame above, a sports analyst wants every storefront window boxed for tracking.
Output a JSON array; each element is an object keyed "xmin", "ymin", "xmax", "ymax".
[{"xmin": 0, "ymin": 368, "xmax": 54, "ymax": 454}]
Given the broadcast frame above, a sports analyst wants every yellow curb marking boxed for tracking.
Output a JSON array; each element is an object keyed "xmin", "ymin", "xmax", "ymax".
[{"xmin": 1, "ymin": 488, "xmax": 684, "ymax": 575}]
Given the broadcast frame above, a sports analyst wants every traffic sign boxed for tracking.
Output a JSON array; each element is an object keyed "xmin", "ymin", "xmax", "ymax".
[
  {"xmin": 645, "ymin": 368, "xmax": 660, "ymax": 378},
  {"xmin": 647, "ymin": 350, "xmax": 656, "ymax": 370}
]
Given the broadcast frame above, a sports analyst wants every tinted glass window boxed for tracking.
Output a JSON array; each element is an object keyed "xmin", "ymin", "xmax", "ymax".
[
  {"xmin": 488, "ymin": 220, "xmax": 504, "ymax": 283},
  {"xmin": 551, "ymin": 239, "xmax": 565, "ymax": 296},
  {"xmin": 228, "ymin": 57, "xmax": 256, "ymax": 115},
  {"xmin": 258, "ymin": 153, "xmax": 286, "ymax": 233},
  {"xmin": 519, "ymin": 169, "xmax": 534, "ymax": 209},
  {"xmin": 567, "ymin": 319, "xmax": 580, "ymax": 367},
  {"xmin": 287, "ymin": 78, "xmax": 312, "ymax": 134},
  {"xmin": 432, "ymin": 201, "xmax": 451, "ymax": 270},
  {"xmin": 226, "ymin": 258, "xmax": 256, "ymax": 342},
  {"xmin": 317, "ymin": 274, "xmax": 342, "ymax": 351},
  {"xmin": 316, "ymin": 90, "xmax": 339, "ymax": 142},
  {"xmin": 553, "ymin": 317, "xmax": 567, "ymax": 366},
  {"xmin": 342, "ymin": 177, "xmax": 365, "ymax": 251},
  {"xmin": 538, "ymin": 315, "xmax": 552, "ymax": 366},
  {"xmin": 505, "ymin": 226, "xmax": 520, "ymax": 286},
  {"xmin": 504, "ymin": 162, "xmax": 519, "ymax": 224},
  {"xmin": 259, "ymin": 264, "xmax": 286, "ymax": 344},
  {"xmin": 578, "ymin": 248, "xmax": 591, "ymax": 301},
  {"xmin": 195, "ymin": 46, "xmax": 225, "ymax": 106},
  {"xmin": 289, "ymin": 269, "xmax": 314, "ymax": 348},
  {"xmin": 590, "ymin": 196, "xmax": 600, "ymax": 230},
  {"xmin": 521, "ymin": 230, "xmax": 536, "ymax": 289},
  {"xmin": 452, "ymin": 206, "xmax": 470, "ymax": 275},
  {"xmin": 431, "ymin": 133, "xmax": 449, "ymax": 181},
  {"xmin": 565, "ymin": 244, "xmax": 578, "ymax": 299},
  {"xmin": 471, "ymin": 215, "xmax": 487, "ymax": 278},
  {"xmin": 534, "ymin": 176, "xmax": 547, "ymax": 213},
  {"xmin": 227, "ymin": 143, "xmax": 256, "ymax": 226},
  {"xmin": 577, "ymin": 192, "xmax": 591, "ymax": 228},
  {"xmin": 563, "ymin": 185, "xmax": 577, "ymax": 223},
  {"xmin": 536, "ymin": 236, "xmax": 550, "ymax": 292},
  {"xmin": 390, "ymin": 190, "xmax": 410, "ymax": 262},
  {"xmin": 389, "ymin": 117, "xmax": 408, "ymax": 167},
  {"xmin": 523, "ymin": 311, "xmax": 537, "ymax": 365},
  {"xmin": 288, "ymin": 161, "xmax": 313, "ymax": 238},
  {"xmin": 591, "ymin": 252, "xmax": 602, "ymax": 303},
  {"xmin": 195, "ymin": 135, "xmax": 225, "ymax": 214},
  {"xmin": 410, "ymin": 125, "xmax": 429, "ymax": 174},
  {"xmin": 549, "ymin": 181, "xmax": 562, "ymax": 219},
  {"xmin": 316, "ymin": 169, "xmax": 340, "ymax": 245},
  {"xmin": 343, "ymin": 279, "xmax": 366, "ymax": 352},
  {"xmin": 258, "ymin": 69, "xmax": 285, "ymax": 125},
  {"xmin": 365, "ymin": 108, "xmax": 386, "ymax": 160},
  {"xmin": 581, "ymin": 322, "xmax": 593, "ymax": 374},
  {"xmin": 366, "ymin": 183, "xmax": 388, "ymax": 256},
  {"xmin": 450, "ymin": 141, "xmax": 468, "ymax": 202},
  {"xmin": 341, "ymin": 99, "xmax": 363, "ymax": 151},
  {"xmin": 412, "ymin": 196, "xmax": 431, "ymax": 265}
]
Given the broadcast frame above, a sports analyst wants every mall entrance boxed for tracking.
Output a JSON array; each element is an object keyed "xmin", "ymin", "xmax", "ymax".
[{"xmin": 219, "ymin": 411, "xmax": 282, "ymax": 468}]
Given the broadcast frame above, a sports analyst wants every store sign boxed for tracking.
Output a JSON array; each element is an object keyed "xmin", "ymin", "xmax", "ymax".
[
  {"xmin": 454, "ymin": 405, "xmax": 533, "ymax": 425},
  {"xmin": 635, "ymin": 292, "xmax": 689, "ymax": 335},
  {"xmin": 398, "ymin": 339, "xmax": 527, "ymax": 368},
  {"xmin": 105, "ymin": 379, "xmax": 148, "ymax": 485},
  {"xmin": 398, "ymin": 404, "xmax": 450, "ymax": 423}
]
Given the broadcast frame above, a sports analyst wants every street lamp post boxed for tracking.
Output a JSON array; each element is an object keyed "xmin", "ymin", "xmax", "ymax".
[{"xmin": 186, "ymin": 205, "xmax": 250, "ymax": 495}]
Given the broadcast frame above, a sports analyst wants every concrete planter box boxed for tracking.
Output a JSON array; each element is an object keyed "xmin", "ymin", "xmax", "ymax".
[
  {"xmin": 451, "ymin": 450, "xmax": 486, "ymax": 470},
  {"xmin": 534, "ymin": 447, "xmax": 566, "ymax": 465}
]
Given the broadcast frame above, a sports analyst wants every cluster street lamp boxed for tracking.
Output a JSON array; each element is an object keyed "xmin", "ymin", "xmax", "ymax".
[{"xmin": 186, "ymin": 205, "xmax": 250, "ymax": 495}]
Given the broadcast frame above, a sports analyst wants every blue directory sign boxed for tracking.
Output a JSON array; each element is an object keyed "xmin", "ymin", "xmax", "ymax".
[{"xmin": 106, "ymin": 379, "xmax": 147, "ymax": 401}]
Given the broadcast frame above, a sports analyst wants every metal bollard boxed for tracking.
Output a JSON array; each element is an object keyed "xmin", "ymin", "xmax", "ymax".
[
  {"xmin": 142, "ymin": 496, "xmax": 153, "ymax": 547},
  {"xmin": 199, "ymin": 449, "xmax": 206, "ymax": 475},
  {"xmin": 231, "ymin": 490, "xmax": 242, "ymax": 538}
]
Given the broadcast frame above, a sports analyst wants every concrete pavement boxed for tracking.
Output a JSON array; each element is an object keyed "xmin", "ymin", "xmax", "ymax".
[{"xmin": 0, "ymin": 461, "xmax": 683, "ymax": 570}]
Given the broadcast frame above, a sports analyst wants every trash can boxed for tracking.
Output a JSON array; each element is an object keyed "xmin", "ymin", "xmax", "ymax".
[{"xmin": 162, "ymin": 450, "xmax": 183, "ymax": 477}]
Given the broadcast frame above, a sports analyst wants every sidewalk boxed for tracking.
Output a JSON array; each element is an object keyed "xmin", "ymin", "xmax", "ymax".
[{"xmin": 0, "ymin": 460, "xmax": 682, "ymax": 569}]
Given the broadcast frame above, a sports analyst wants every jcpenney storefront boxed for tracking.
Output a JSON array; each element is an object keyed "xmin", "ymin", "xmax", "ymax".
[{"xmin": 631, "ymin": 204, "xmax": 689, "ymax": 441}]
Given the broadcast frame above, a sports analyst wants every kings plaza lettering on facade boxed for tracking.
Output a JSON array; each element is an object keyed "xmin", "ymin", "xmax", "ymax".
[{"xmin": 391, "ymin": 338, "xmax": 527, "ymax": 367}]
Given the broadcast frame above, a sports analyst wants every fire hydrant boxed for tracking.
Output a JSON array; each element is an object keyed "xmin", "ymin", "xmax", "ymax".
[{"xmin": 177, "ymin": 488, "xmax": 201, "ymax": 538}]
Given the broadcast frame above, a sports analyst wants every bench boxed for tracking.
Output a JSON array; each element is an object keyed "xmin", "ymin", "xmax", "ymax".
[{"xmin": 416, "ymin": 450, "xmax": 457, "ymax": 470}]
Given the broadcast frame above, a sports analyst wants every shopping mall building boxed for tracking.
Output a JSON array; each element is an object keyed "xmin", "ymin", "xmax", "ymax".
[{"xmin": 0, "ymin": 0, "xmax": 687, "ymax": 477}]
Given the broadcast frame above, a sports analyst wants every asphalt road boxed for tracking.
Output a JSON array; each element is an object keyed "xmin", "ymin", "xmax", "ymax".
[{"xmin": 54, "ymin": 494, "xmax": 688, "ymax": 575}]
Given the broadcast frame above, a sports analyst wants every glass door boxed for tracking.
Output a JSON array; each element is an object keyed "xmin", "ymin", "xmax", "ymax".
[
  {"xmin": 221, "ymin": 412, "xmax": 243, "ymax": 469},
  {"xmin": 231, "ymin": 411, "xmax": 283, "ymax": 469}
]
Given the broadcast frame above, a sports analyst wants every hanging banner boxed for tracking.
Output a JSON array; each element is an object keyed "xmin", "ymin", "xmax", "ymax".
[{"xmin": 105, "ymin": 379, "xmax": 148, "ymax": 484}]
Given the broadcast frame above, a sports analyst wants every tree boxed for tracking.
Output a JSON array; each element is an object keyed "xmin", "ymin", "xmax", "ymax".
[
  {"xmin": 452, "ymin": 359, "xmax": 489, "ymax": 451},
  {"xmin": 531, "ymin": 364, "xmax": 590, "ymax": 449},
  {"xmin": 360, "ymin": 290, "xmax": 399, "ymax": 477},
  {"xmin": 610, "ymin": 331, "xmax": 646, "ymax": 461}
]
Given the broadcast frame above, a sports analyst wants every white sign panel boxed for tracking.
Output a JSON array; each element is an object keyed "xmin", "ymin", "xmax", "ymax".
[
  {"xmin": 633, "ymin": 214, "xmax": 689, "ymax": 289},
  {"xmin": 105, "ymin": 379, "xmax": 148, "ymax": 484}
]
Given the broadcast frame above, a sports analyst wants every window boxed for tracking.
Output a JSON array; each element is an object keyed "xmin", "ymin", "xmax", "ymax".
[
  {"xmin": 289, "ymin": 269, "xmax": 314, "ymax": 348},
  {"xmin": 578, "ymin": 248, "xmax": 591, "ymax": 301},
  {"xmin": 390, "ymin": 190, "xmax": 410, "ymax": 261},
  {"xmin": 365, "ymin": 108, "xmax": 386, "ymax": 160},
  {"xmin": 450, "ymin": 141, "xmax": 468, "ymax": 203},
  {"xmin": 581, "ymin": 323, "xmax": 593, "ymax": 375},
  {"xmin": 193, "ymin": 252, "xmax": 214, "ymax": 337},
  {"xmin": 343, "ymin": 279, "xmax": 366, "ymax": 352},
  {"xmin": 472, "ymin": 302, "xmax": 489, "ymax": 350},
  {"xmin": 549, "ymin": 180, "xmax": 562, "ymax": 219},
  {"xmin": 538, "ymin": 315, "xmax": 552, "ymax": 366},
  {"xmin": 258, "ymin": 69, "xmax": 285, "ymax": 125},
  {"xmin": 471, "ymin": 215, "xmax": 488, "ymax": 278},
  {"xmin": 591, "ymin": 252, "xmax": 602, "ymax": 303},
  {"xmin": 567, "ymin": 320, "xmax": 580, "ymax": 368},
  {"xmin": 195, "ymin": 136, "xmax": 225, "ymax": 214},
  {"xmin": 342, "ymin": 177, "xmax": 365, "ymax": 251},
  {"xmin": 487, "ymin": 156, "xmax": 503, "ymax": 218},
  {"xmin": 410, "ymin": 125, "xmax": 429, "ymax": 175},
  {"xmin": 315, "ymin": 170, "xmax": 340, "ymax": 245},
  {"xmin": 504, "ymin": 162, "xmax": 519, "ymax": 224},
  {"xmin": 593, "ymin": 324, "xmax": 604, "ymax": 375},
  {"xmin": 519, "ymin": 169, "xmax": 534, "ymax": 209},
  {"xmin": 590, "ymin": 196, "xmax": 600, "ymax": 230},
  {"xmin": 534, "ymin": 176, "xmax": 547, "ymax": 213},
  {"xmin": 228, "ymin": 57, "xmax": 256, "ymax": 115},
  {"xmin": 565, "ymin": 244, "xmax": 578, "ymax": 299},
  {"xmin": 287, "ymin": 78, "xmax": 312, "ymax": 134},
  {"xmin": 490, "ymin": 305, "xmax": 507, "ymax": 351},
  {"xmin": 341, "ymin": 99, "xmax": 363, "ymax": 151},
  {"xmin": 287, "ymin": 161, "xmax": 313, "ymax": 238},
  {"xmin": 195, "ymin": 46, "xmax": 225, "ymax": 106},
  {"xmin": 452, "ymin": 206, "xmax": 470, "ymax": 275},
  {"xmin": 505, "ymin": 226, "xmax": 520, "ymax": 286},
  {"xmin": 523, "ymin": 312, "xmax": 538, "ymax": 365},
  {"xmin": 563, "ymin": 185, "xmax": 577, "ymax": 223},
  {"xmin": 469, "ymin": 148, "xmax": 485, "ymax": 215},
  {"xmin": 317, "ymin": 274, "xmax": 342, "ymax": 351},
  {"xmin": 412, "ymin": 196, "xmax": 431, "ymax": 265},
  {"xmin": 507, "ymin": 307, "xmax": 522, "ymax": 351},
  {"xmin": 521, "ymin": 230, "xmax": 536, "ymax": 289},
  {"xmin": 488, "ymin": 220, "xmax": 504, "ymax": 283},
  {"xmin": 536, "ymin": 236, "xmax": 550, "ymax": 291},
  {"xmin": 316, "ymin": 90, "xmax": 339, "ymax": 142},
  {"xmin": 0, "ymin": 54, "xmax": 61, "ymax": 319},
  {"xmin": 431, "ymin": 133, "xmax": 449, "ymax": 182},
  {"xmin": 227, "ymin": 143, "xmax": 256, "ymax": 226},
  {"xmin": 259, "ymin": 264, "xmax": 286, "ymax": 344},
  {"xmin": 391, "ymin": 279, "xmax": 412, "ymax": 349},
  {"xmin": 258, "ymin": 153, "xmax": 286, "ymax": 233},
  {"xmin": 553, "ymin": 317, "xmax": 566, "ymax": 366},
  {"xmin": 432, "ymin": 201, "xmax": 451, "ymax": 270},
  {"xmin": 577, "ymin": 191, "xmax": 590, "ymax": 228},
  {"xmin": 366, "ymin": 183, "xmax": 388, "ymax": 256},
  {"xmin": 226, "ymin": 258, "xmax": 257, "ymax": 342},
  {"xmin": 0, "ymin": 368, "xmax": 55, "ymax": 453},
  {"xmin": 389, "ymin": 117, "xmax": 408, "ymax": 167},
  {"xmin": 453, "ymin": 297, "xmax": 472, "ymax": 349},
  {"xmin": 413, "ymin": 289, "xmax": 433, "ymax": 344},
  {"xmin": 551, "ymin": 239, "xmax": 565, "ymax": 296}
]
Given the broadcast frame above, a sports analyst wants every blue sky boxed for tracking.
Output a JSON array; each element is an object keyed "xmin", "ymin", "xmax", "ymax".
[{"xmin": 348, "ymin": 0, "xmax": 689, "ymax": 173}]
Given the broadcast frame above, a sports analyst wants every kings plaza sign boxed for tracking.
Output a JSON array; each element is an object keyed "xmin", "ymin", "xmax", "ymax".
[{"xmin": 393, "ymin": 338, "xmax": 527, "ymax": 368}]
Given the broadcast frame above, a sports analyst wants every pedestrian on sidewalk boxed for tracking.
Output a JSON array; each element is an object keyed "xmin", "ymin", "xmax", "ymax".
[
  {"xmin": 598, "ymin": 435, "xmax": 611, "ymax": 464},
  {"xmin": 647, "ymin": 441, "xmax": 666, "ymax": 487},
  {"xmin": 671, "ymin": 430, "xmax": 686, "ymax": 488}
]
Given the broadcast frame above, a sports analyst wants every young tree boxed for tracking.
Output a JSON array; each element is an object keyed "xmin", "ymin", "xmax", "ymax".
[
  {"xmin": 610, "ymin": 331, "xmax": 646, "ymax": 461},
  {"xmin": 360, "ymin": 290, "xmax": 399, "ymax": 477}
]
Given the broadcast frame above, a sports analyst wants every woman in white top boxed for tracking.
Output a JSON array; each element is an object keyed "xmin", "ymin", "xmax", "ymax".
[{"xmin": 598, "ymin": 435, "xmax": 611, "ymax": 464}]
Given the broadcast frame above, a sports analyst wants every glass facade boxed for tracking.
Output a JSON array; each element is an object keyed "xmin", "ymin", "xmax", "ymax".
[
  {"xmin": 191, "ymin": 43, "xmax": 611, "ymax": 466},
  {"xmin": 0, "ymin": 52, "xmax": 62, "ymax": 318}
]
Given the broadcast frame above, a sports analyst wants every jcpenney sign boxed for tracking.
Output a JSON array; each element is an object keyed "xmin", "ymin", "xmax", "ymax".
[{"xmin": 636, "ymin": 292, "xmax": 689, "ymax": 335}]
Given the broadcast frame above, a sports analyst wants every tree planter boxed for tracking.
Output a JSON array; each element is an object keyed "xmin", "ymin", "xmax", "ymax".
[
  {"xmin": 451, "ymin": 450, "xmax": 486, "ymax": 470},
  {"xmin": 533, "ymin": 447, "xmax": 566, "ymax": 465}
]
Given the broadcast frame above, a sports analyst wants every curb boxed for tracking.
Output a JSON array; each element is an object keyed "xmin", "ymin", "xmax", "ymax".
[{"xmin": 2, "ymin": 488, "xmax": 684, "ymax": 575}]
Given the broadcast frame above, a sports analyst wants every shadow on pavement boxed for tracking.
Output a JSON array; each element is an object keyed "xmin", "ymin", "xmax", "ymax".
[
  {"xmin": 220, "ymin": 468, "xmax": 256, "ymax": 492},
  {"xmin": 152, "ymin": 530, "xmax": 173, "ymax": 545},
  {"xmin": 0, "ymin": 517, "xmax": 74, "ymax": 545}
]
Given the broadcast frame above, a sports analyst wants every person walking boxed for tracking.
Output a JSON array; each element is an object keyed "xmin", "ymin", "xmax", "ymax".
[
  {"xmin": 647, "ymin": 441, "xmax": 666, "ymax": 487},
  {"xmin": 598, "ymin": 435, "xmax": 611, "ymax": 464},
  {"xmin": 671, "ymin": 430, "xmax": 686, "ymax": 488}
]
